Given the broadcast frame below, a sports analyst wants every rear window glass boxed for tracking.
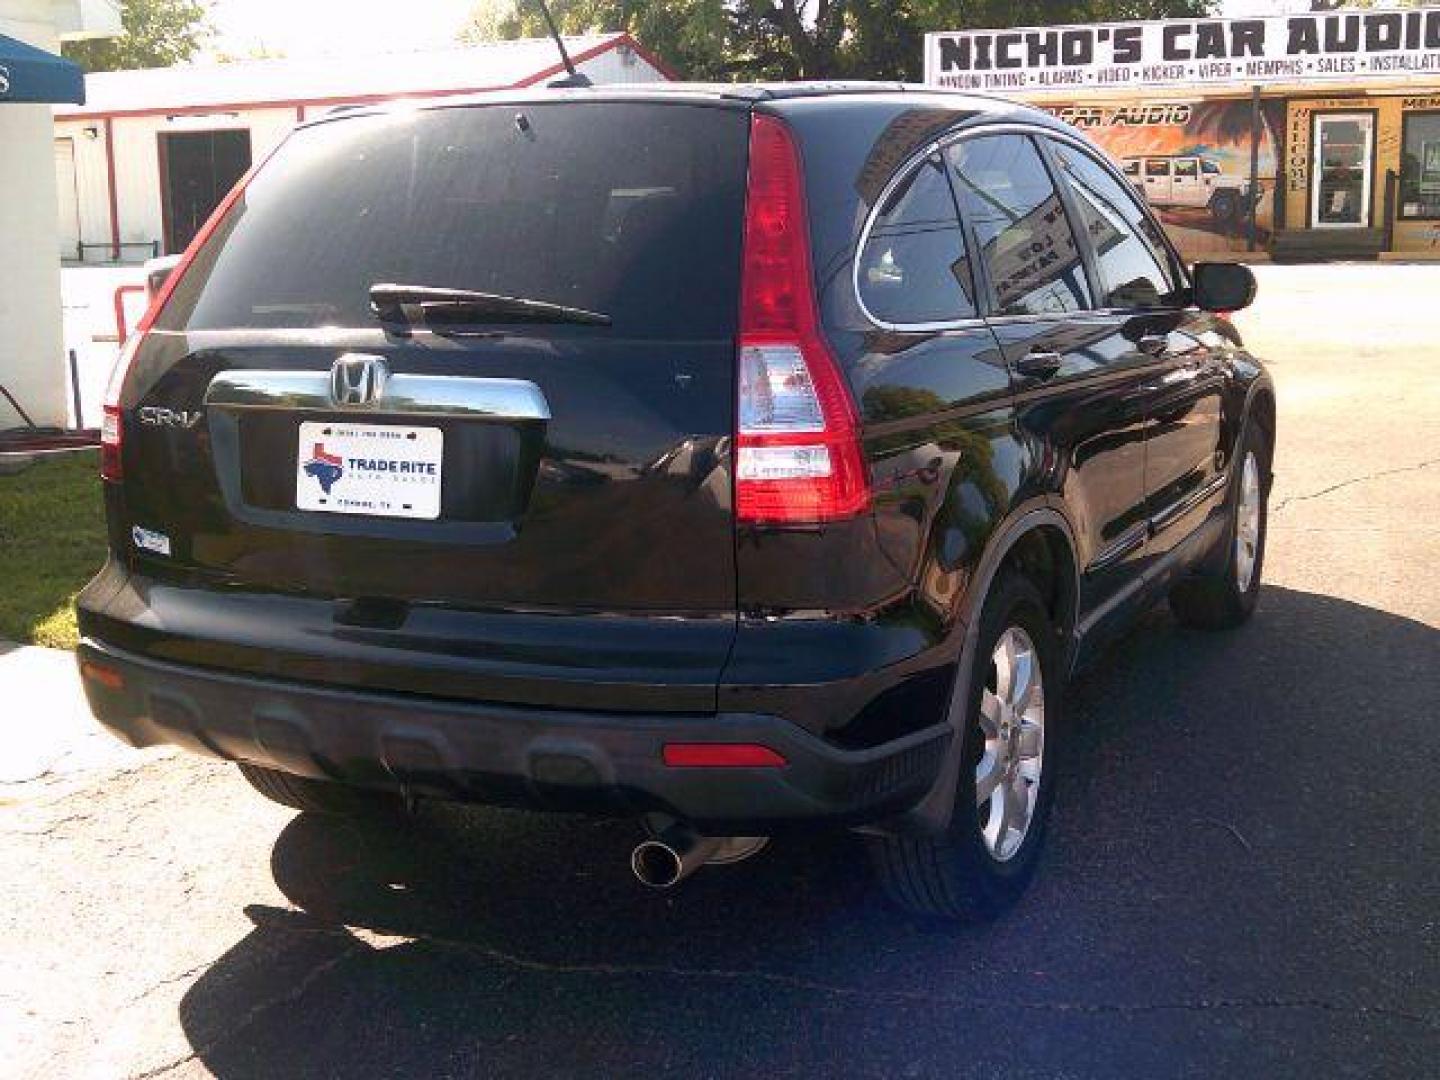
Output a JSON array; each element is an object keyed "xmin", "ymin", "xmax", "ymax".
[{"xmin": 158, "ymin": 103, "xmax": 749, "ymax": 338}]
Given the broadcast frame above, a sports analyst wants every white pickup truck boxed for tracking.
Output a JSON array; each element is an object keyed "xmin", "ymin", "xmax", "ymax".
[{"xmin": 1122, "ymin": 154, "xmax": 1260, "ymax": 227}]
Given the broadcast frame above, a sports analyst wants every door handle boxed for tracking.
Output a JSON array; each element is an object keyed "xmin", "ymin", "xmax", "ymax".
[
  {"xmin": 1137, "ymin": 334, "xmax": 1169, "ymax": 357},
  {"xmin": 1014, "ymin": 350, "xmax": 1063, "ymax": 379}
]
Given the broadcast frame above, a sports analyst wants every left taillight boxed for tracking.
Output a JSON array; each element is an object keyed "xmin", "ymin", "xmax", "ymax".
[
  {"xmin": 98, "ymin": 332, "xmax": 139, "ymax": 482},
  {"xmin": 99, "ymin": 151, "xmax": 265, "ymax": 483},
  {"xmin": 734, "ymin": 114, "xmax": 869, "ymax": 525}
]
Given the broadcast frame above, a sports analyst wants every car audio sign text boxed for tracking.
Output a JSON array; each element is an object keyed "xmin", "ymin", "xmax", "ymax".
[{"xmin": 925, "ymin": 9, "xmax": 1440, "ymax": 92}]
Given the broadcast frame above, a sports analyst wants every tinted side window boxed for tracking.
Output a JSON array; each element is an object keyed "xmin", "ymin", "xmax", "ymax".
[
  {"xmin": 1049, "ymin": 141, "xmax": 1182, "ymax": 309},
  {"xmin": 857, "ymin": 157, "xmax": 976, "ymax": 325},
  {"xmin": 1146, "ymin": 159, "xmax": 1170, "ymax": 177},
  {"xmin": 1174, "ymin": 159, "xmax": 1198, "ymax": 177},
  {"xmin": 946, "ymin": 135, "xmax": 1091, "ymax": 317}
]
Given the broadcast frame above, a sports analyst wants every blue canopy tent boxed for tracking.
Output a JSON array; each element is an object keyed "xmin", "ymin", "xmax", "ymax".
[{"xmin": 0, "ymin": 33, "xmax": 85, "ymax": 105}]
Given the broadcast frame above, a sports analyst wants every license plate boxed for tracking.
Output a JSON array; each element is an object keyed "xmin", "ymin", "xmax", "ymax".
[{"xmin": 296, "ymin": 421, "xmax": 443, "ymax": 520}]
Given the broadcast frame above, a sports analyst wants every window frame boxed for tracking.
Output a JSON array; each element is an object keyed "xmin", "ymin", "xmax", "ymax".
[
  {"xmin": 1398, "ymin": 109, "xmax": 1440, "ymax": 222},
  {"xmin": 852, "ymin": 150, "xmax": 980, "ymax": 330},
  {"xmin": 851, "ymin": 122, "xmax": 1193, "ymax": 333},
  {"xmin": 1038, "ymin": 134, "xmax": 1190, "ymax": 313},
  {"xmin": 950, "ymin": 131, "xmax": 1098, "ymax": 320}
]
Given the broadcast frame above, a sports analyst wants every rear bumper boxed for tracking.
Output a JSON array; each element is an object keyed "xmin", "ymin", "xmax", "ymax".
[{"xmin": 77, "ymin": 639, "xmax": 950, "ymax": 831}]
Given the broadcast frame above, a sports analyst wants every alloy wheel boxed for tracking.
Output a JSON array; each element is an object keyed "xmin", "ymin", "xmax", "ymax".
[
  {"xmin": 1235, "ymin": 451, "xmax": 1262, "ymax": 593},
  {"xmin": 975, "ymin": 626, "xmax": 1045, "ymax": 862}
]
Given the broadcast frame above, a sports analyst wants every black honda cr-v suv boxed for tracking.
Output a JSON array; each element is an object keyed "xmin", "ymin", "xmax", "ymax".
[{"xmin": 78, "ymin": 83, "xmax": 1273, "ymax": 919}]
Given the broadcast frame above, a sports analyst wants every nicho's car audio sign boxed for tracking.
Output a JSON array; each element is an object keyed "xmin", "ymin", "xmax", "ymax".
[{"xmin": 925, "ymin": 8, "xmax": 1440, "ymax": 92}]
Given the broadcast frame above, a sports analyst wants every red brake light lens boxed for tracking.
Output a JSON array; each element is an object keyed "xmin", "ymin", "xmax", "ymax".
[{"xmin": 736, "ymin": 115, "xmax": 869, "ymax": 525}]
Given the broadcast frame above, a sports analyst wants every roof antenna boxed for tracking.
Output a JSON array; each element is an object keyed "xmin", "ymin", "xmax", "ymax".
[{"xmin": 534, "ymin": 0, "xmax": 592, "ymax": 88}]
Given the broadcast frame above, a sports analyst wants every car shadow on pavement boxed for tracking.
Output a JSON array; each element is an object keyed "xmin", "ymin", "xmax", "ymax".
[{"xmin": 174, "ymin": 585, "xmax": 1440, "ymax": 1078}]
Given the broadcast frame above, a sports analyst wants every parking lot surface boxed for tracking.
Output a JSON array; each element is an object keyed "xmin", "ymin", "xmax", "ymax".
[{"xmin": 3, "ymin": 264, "xmax": 1437, "ymax": 1078}]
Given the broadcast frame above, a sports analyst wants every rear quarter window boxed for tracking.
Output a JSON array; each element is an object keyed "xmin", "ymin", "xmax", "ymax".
[
  {"xmin": 157, "ymin": 103, "xmax": 750, "ymax": 339},
  {"xmin": 856, "ymin": 157, "xmax": 977, "ymax": 326}
]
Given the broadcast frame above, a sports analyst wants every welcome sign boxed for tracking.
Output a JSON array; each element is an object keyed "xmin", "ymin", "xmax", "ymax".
[{"xmin": 925, "ymin": 9, "xmax": 1440, "ymax": 93}]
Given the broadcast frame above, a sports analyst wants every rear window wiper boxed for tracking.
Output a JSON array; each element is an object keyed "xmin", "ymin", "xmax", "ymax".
[{"xmin": 369, "ymin": 284, "xmax": 611, "ymax": 328}]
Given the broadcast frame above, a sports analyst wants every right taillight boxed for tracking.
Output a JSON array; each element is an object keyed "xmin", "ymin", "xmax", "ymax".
[{"xmin": 735, "ymin": 114, "xmax": 869, "ymax": 526}]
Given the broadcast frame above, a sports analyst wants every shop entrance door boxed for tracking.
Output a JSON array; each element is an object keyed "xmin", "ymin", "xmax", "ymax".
[{"xmin": 1311, "ymin": 113, "xmax": 1373, "ymax": 228}]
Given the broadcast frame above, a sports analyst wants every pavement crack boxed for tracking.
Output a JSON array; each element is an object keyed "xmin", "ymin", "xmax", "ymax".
[
  {"xmin": 124, "ymin": 1052, "xmax": 198, "ymax": 1080},
  {"xmin": 1272, "ymin": 458, "xmax": 1437, "ymax": 514},
  {"xmin": 266, "ymin": 921, "xmax": 1436, "ymax": 1027},
  {"xmin": 173, "ymin": 940, "xmax": 368, "ymax": 1066},
  {"xmin": 123, "ymin": 960, "xmax": 217, "ymax": 1008}
]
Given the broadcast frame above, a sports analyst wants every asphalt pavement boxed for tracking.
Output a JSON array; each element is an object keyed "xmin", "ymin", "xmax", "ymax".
[{"xmin": 2, "ymin": 263, "xmax": 1437, "ymax": 1078}]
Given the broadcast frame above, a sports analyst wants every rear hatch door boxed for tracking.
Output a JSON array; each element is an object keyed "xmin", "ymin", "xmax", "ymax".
[{"xmin": 119, "ymin": 100, "xmax": 749, "ymax": 705}]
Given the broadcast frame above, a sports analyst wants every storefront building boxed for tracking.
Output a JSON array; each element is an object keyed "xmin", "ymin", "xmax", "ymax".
[
  {"xmin": 925, "ymin": 9, "xmax": 1440, "ymax": 261},
  {"xmin": 0, "ymin": 0, "xmax": 117, "ymax": 429}
]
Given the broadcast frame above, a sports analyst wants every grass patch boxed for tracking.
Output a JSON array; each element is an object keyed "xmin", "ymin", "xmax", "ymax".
[{"xmin": 0, "ymin": 451, "xmax": 107, "ymax": 649}]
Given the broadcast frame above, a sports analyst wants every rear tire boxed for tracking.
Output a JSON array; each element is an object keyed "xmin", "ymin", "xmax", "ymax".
[
  {"xmin": 238, "ymin": 763, "xmax": 396, "ymax": 815},
  {"xmin": 1168, "ymin": 422, "xmax": 1270, "ymax": 631},
  {"xmin": 866, "ymin": 572, "xmax": 1062, "ymax": 921}
]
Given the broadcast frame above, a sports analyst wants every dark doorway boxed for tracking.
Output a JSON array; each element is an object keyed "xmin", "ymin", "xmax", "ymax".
[{"xmin": 159, "ymin": 129, "xmax": 251, "ymax": 254}]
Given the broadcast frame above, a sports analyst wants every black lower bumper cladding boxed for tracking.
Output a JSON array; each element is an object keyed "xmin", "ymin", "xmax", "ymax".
[{"xmin": 78, "ymin": 640, "xmax": 949, "ymax": 832}]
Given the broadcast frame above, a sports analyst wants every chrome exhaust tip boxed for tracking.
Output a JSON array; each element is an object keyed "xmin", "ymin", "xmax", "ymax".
[{"xmin": 630, "ymin": 822, "xmax": 768, "ymax": 889}]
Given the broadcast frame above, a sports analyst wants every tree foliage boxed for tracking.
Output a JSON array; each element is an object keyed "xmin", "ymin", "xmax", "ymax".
[
  {"xmin": 731, "ymin": 1, "xmax": 1220, "ymax": 81},
  {"xmin": 460, "ymin": 1, "xmax": 732, "ymax": 79},
  {"xmin": 62, "ymin": 0, "xmax": 210, "ymax": 73},
  {"xmin": 464, "ymin": 1, "xmax": 1217, "ymax": 82}
]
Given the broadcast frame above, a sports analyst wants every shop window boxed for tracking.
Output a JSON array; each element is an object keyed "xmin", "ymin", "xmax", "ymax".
[{"xmin": 1399, "ymin": 111, "xmax": 1440, "ymax": 221}]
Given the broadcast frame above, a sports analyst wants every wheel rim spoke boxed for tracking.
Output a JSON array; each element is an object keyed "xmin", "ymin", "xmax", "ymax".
[
  {"xmin": 993, "ymin": 633, "xmax": 1017, "ymax": 702},
  {"xmin": 1018, "ymin": 723, "xmax": 1042, "ymax": 760},
  {"xmin": 975, "ymin": 752, "xmax": 1003, "ymax": 806},
  {"xmin": 978, "ymin": 689, "xmax": 1003, "ymax": 738},
  {"xmin": 1005, "ymin": 777, "xmax": 1029, "ymax": 836}
]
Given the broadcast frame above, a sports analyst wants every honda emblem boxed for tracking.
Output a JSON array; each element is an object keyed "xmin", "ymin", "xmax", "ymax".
[{"xmin": 329, "ymin": 354, "xmax": 389, "ymax": 407}]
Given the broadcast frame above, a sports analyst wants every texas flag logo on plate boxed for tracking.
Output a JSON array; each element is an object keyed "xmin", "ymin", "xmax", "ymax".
[{"xmin": 302, "ymin": 442, "xmax": 345, "ymax": 494}]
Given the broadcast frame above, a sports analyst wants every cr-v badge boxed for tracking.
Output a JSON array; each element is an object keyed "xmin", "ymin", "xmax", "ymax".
[
  {"xmin": 329, "ymin": 354, "xmax": 389, "ymax": 407},
  {"xmin": 138, "ymin": 407, "xmax": 202, "ymax": 428}
]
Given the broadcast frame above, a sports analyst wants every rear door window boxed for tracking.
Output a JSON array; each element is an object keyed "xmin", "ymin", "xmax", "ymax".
[
  {"xmin": 857, "ymin": 157, "xmax": 976, "ymax": 326},
  {"xmin": 945, "ymin": 134, "xmax": 1092, "ymax": 317},
  {"xmin": 157, "ymin": 103, "xmax": 750, "ymax": 339},
  {"xmin": 1048, "ymin": 140, "xmax": 1183, "ymax": 309}
]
